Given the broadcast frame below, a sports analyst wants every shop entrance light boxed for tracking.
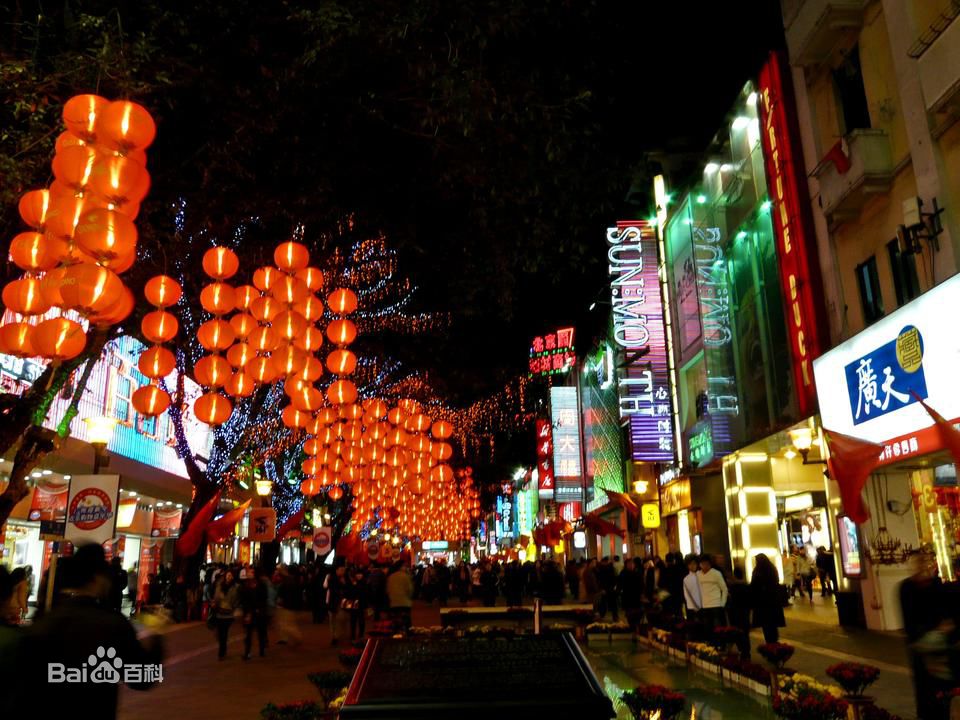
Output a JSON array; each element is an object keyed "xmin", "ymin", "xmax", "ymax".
[
  {"xmin": 255, "ymin": 479, "xmax": 273, "ymax": 497},
  {"xmin": 788, "ymin": 427, "xmax": 827, "ymax": 466},
  {"xmin": 83, "ymin": 415, "xmax": 117, "ymax": 474},
  {"xmin": 632, "ymin": 479, "xmax": 648, "ymax": 494}
]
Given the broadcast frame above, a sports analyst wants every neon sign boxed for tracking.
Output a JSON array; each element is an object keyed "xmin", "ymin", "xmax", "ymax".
[
  {"xmin": 550, "ymin": 386, "xmax": 582, "ymax": 478},
  {"xmin": 607, "ymin": 221, "xmax": 674, "ymax": 462},
  {"xmin": 535, "ymin": 418, "xmax": 555, "ymax": 499},
  {"xmin": 758, "ymin": 51, "xmax": 828, "ymax": 416},
  {"xmin": 529, "ymin": 327, "xmax": 576, "ymax": 379}
]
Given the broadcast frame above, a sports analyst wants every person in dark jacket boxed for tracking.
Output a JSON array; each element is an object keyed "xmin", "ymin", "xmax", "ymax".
[
  {"xmin": 750, "ymin": 553, "xmax": 786, "ymax": 643},
  {"xmin": 503, "ymin": 561, "xmax": 524, "ymax": 606},
  {"xmin": 900, "ymin": 552, "xmax": 950, "ymax": 720},
  {"xmin": 662, "ymin": 552, "xmax": 686, "ymax": 617},
  {"xmin": 617, "ymin": 559, "xmax": 645, "ymax": 627},
  {"xmin": 596, "ymin": 557, "xmax": 618, "ymax": 620},
  {"xmin": 343, "ymin": 570, "xmax": 369, "ymax": 641},
  {"xmin": 12, "ymin": 543, "xmax": 163, "ymax": 718},
  {"xmin": 541, "ymin": 561, "xmax": 565, "ymax": 605},
  {"xmin": 479, "ymin": 562, "xmax": 499, "ymax": 607},
  {"xmin": 239, "ymin": 567, "xmax": 269, "ymax": 659},
  {"xmin": 367, "ymin": 565, "xmax": 387, "ymax": 620}
]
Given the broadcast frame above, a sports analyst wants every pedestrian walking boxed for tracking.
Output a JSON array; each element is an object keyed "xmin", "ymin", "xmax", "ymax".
[
  {"xmin": 781, "ymin": 549, "xmax": 796, "ymax": 600},
  {"xmin": 697, "ymin": 554, "xmax": 728, "ymax": 631},
  {"xmin": 750, "ymin": 553, "xmax": 786, "ymax": 644},
  {"xmin": 597, "ymin": 557, "xmax": 618, "ymax": 620},
  {"xmin": 794, "ymin": 547, "xmax": 815, "ymax": 603},
  {"xmin": 324, "ymin": 565, "xmax": 348, "ymax": 646},
  {"xmin": 727, "ymin": 567, "xmax": 752, "ymax": 659},
  {"xmin": 211, "ymin": 569, "xmax": 240, "ymax": 659},
  {"xmin": 618, "ymin": 558, "xmax": 644, "ymax": 627},
  {"xmin": 344, "ymin": 570, "xmax": 369, "ymax": 641},
  {"xmin": 387, "ymin": 562, "xmax": 414, "ymax": 630},
  {"xmin": 239, "ymin": 567, "xmax": 269, "ymax": 659},
  {"xmin": 682, "ymin": 554, "xmax": 702, "ymax": 620},
  {"xmin": 565, "ymin": 559, "xmax": 580, "ymax": 601}
]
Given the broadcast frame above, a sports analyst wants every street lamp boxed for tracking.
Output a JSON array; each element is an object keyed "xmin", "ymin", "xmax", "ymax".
[
  {"xmin": 254, "ymin": 479, "xmax": 273, "ymax": 497},
  {"xmin": 788, "ymin": 427, "xmax": 827, "ymax": 466},
  {"xmin": 84, "ymin": 416, "xmax": 117, "ymax": 474}
]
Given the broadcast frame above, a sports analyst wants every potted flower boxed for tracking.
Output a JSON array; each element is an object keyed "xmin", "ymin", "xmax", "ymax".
[
  {"xmin": 772, "ymin": 694, "xmax": 848, "ymax": 720},
  {"xmin": 620, "ymin": 684, "xmax": 686, "ymax": 720},
  {"xmin": 710, "ymin": 625, "xmax": 742, "ymax": 653},
  {"xmin": 825, "ymin": 662, "xmax": 880, "ymax": 699},
  {"xmin": 260, "ymin": 700, "xmax": 324, "ymax": 720},
  {"xmin": 308, "ymin": 671, "xmax": 353, "ymax": 710},
  {"xmin": 758, "ymin": 642, "xmax": 795, "ymax": 671}
]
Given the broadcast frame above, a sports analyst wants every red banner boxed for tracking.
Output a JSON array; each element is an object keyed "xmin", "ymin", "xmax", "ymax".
[
  {"xmin": 151, "ymin": 507, "xmax": 183, "ymax": 538},
  {"xmin": 29, "ymin": 477, "xmax": 70, "ymax": 538},
  {"xmin": 758, "ymin": 51, "xmax": 829, "ymax": 416},
  {"xmin": 535, "ymin": 418, "xmax": 555, "ymax": 497}
]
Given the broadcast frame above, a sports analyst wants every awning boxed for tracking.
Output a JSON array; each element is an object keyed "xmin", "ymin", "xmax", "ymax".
[{"xmin": 603, "ymin": 489, "xmax": 640, "ymax": 517}]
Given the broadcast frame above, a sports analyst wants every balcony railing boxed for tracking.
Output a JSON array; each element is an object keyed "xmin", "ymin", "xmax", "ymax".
[
  {"xmin": 783, "ymin": 0, "xmax": 869, "ymax": 67},
  {"xmin": 812, "ymin": 129, "xmax": 894, "ymax": 228},
  {"xmin": 916, "ymin": 9, "xmax": 960, "ymax": 114}
]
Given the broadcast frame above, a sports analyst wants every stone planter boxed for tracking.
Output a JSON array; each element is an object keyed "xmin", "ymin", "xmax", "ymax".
[{"xmin": 844, "ymin": 696, "xmax": 876, "ymax": 720}]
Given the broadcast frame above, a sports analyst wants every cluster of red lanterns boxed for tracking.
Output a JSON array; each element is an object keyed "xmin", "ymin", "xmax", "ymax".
[
  {"xmin": 299, "ymin": 397, "xmax": 477, "ymax": 540},
  {"xmin": 0, "ymin": 94, "xmax": 155, "ymax": 361},
  {"xmin": 131, "ymin": 275, "xmax": 182, "ymax": 416}
]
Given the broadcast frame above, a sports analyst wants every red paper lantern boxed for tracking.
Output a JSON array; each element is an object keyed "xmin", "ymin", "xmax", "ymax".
[
  {"xmin": 326, "ymin": 318, "xmax": 357, "ymax": 346},
  {"xmin": 270, "ymin": 275, "xmax": 309, "ymax": 304},
  {"xmin": 328, "ymin": 486, "xmax": 344, "ymax": 501},
  {"xmin": 193, "ymin": 354, "xmax": 232, "ymax": 388},
  {"xmin": 326, "ymin": 349, "xmax": 357, "ymax": 375},
  {"xmin": 225, "ymin": 371, "xmax": 256, "ymax": 398},
  {"xmin": 249, "ymin": 356, "xmax": 278, "ymax": 384},
  {"xmin": 132, "ymin": 385, "xmax": 170, "ymax": 416},
  {"xmin": 194, "ymin": 392, "xmax": 233, "ymax": 426},
  {"xmin": 226, "ymin": 342, "xmax": 253, "ymax": 368},
  {"xmin": 52, "ymin": 144, "xmax": 98, "ymax": 191},
  {"xmin": 229, "ymin": 313, "xmax": 257, "ymax": 339},
  {"xmin": 249, "ymin": 326, "xmax": 278, "ymax": 353},
  {"xmin": 327, "ymin": 288, "xmax": 358, "ymax": 315},
  {"xmin": 250, "ymin": 296, "xmax": 280, "ymax": 322},
  {"xmin": 252, "ymin": 266, "xmax": 281, "ymax": 292},
  {"xmin": 274, "ymin": 241, "xmax": 309, "ymax": 272},
  {"xmin": 62, "ymin": 94, "xmax": 108, "ymax": 142},
  {"xmin": 431, "ymin": 420, "xmax": 454, "ymax": 439},
  {"xmin": 32, "ymin": 318, "xmax": 87, "ymax": 361},
  {"xmin": 293, "ymin": 326, "xmax": 324, "ymax": 353},
  {"xmin": 2, "ymin": 278, "xmax": 51, "ymax": 316},
  {"xmin": 0, "ymin": 322, "xmax": 35, "ymax": 357},
  {"xmin": 10, "ymin": 232, "xmax": 65, "ymax": 271},
  {"xmin": 273, "ymin": 310, "xmax": 307, "ymax": 341},
  {"xmin": 301, "ymin": 477, "xmax": 323, "ymax": 496},
  {"xmin": 138, "ymin": 345, "xmax": 176, "ymax": 379},
  {"xmin": 73, "ymin": 208, "xmax": 138, "ymax": 263},
  {"xmin": 141, "ymin": 310, "xmax": 179, "ymax": 343},
  {"xmin": 144, "ymin": 275, "xmax": 182, "ymax": 307},
  {"xmin": 327, "ymin": 379, "xmax": 357, "ymax": 405},
  {"xmin": 59, "ymin": 264, "xmax": 124, "ymax": 315},
  {"xmin": 202, "ymin": 247, "xmax": 240, "ymax": 280},
  {"xmin": 95, "ymin": 100, "xmax": 157, "ymax": 152},
  {"xmin": 18, "ymin": 189, "xmax": 52, "ymax": 229},
  {"xmin": 295, "ymin": 267, "xmax": 324, "ymax": 291},
  {"xmin": 196, "ymin": 319, "xmax": 235, "ymax": 351},
  {"xmin": 282, "ymin": 405, "xmax": 311, "ymax": 429},
  {"xmin": 199, "ymin": 283, "xmax": 235, "ymax": 316},
  {"xmin": 88, "ymin": 154, "xmax": 150, "ymax": 207},
  {"xmin": 234, "ymin": 285, "xmax": 259, "ymax": 311}
]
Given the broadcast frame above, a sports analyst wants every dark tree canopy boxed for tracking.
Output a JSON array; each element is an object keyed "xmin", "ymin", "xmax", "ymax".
[{"xmin": 0, "ymin": 0, "xmax": 783, "ymax": 407}]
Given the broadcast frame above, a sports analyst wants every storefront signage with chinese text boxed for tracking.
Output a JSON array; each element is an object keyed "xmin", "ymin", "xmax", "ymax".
[
  {"xmin": 659, "ymin": 478, "xmax": 692, "ymax": 516},
  {"xmin": 529, "ymin": 327, "xmax": 576, "ymax": 379}
]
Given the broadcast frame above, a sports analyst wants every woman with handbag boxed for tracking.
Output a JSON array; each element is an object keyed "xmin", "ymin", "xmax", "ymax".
[
  {"xmin": 324, "ymin": 565, "xmax": 348, "ymax": 646},
  {"xmin": 210, "ymin": 570, "xmax": 240, "ymax": 660}
]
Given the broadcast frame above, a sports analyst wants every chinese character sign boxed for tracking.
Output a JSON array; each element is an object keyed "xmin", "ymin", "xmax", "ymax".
[
  {"xmin": 607, "ymin": 221, "xmax": 674, "ymax": 462},
  {"xmin": 535, "ymin": 418, "xmax": 555, "ymax": 498},
  {"xmin": 845, "ymin": 325, "xmax": 926, "ymax": 425},
  {"xmin": 550, "ymin": 386, "xmax": 582, "ymax": 478},
  {"xmin": 814, "ymin": 275, "xmax": 960, "ymax": 448},
  {"xmin": 529, "ymin": 327, "xmax": 576, "ymax": 379}
]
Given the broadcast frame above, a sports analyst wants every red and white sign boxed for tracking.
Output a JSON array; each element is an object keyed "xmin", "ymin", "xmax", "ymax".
[
  {"xmin": 312, "ymin": 526, "xmax": 332, "ymax": 556},
  {"xmin": 246, "ymin": 508, "xmax": 277, "ymax": 542},
  {"xmin": 758, "ymin": 51, "xmax": 828, "ymax": 416},
  {"xmin": 64, "ymin": 474, "xmax": 120, "ymax": 546},
  {"xmin": 151, "ymin": 507, "xmax": 183, "ymax": 538},
  {"xmin": 535, "ymin": 418, "xmax": 555, "ymax": 499}
]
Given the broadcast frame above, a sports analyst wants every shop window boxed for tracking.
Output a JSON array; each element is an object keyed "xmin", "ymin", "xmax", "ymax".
[
  {"xmin": 887, "ymin": 239, "xmax": 921, "ymax": 307},
  {"xmin": 856, "ymin": 256, "xmax": 884, "ymax": 324},
  {"xmin": 112, "ymin": 372, "xmax": 133, "ymax": 425},
  {"xmin": 137, "ymin": 411, "xmax": 157, "ymax": 439},
  {"xmin": 833, "ymin": 45, "xmax": 871, "ymax": 134}
]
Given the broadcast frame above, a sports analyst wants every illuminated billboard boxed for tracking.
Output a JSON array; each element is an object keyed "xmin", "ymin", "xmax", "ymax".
[
  {"xmin": 528, "ymin": 327, "xmax": 576, "ymax": 379},
  {"xmin": 0, "ymin": 330, "xmax": 212, "ymax": 479},
  {"xmin": 607, "ymin": 220, "xmax": 674, "ymax": 462}
]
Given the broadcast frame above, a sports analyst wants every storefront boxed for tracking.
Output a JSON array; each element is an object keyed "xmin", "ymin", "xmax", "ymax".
[{"xmin": 814, "ymin": 273, "xmax": 960, "ymax": 631}]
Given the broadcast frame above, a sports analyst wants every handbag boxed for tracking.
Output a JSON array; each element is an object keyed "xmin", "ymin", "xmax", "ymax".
[
  {"xmin": 206, "ymin": 613, "xmax": 217, "ymax": 631},
  {"xmin": 340, "ymin": 599, "xmax": 359, "ymax": 611}
]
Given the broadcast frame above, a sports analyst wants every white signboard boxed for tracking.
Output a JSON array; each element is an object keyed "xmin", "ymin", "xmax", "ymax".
[
  {"xmin": 64, "ymin": 474, "xmax": 121, "ymax": 546},
  {"xmin": 813, "ymin": 275, "xmax": 960, "ymax": 444}
]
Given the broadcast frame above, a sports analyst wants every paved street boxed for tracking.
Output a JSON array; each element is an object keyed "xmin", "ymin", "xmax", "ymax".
[{"xmin": 117, "ymin": 601, "xmax": 918, "ymax": 720}]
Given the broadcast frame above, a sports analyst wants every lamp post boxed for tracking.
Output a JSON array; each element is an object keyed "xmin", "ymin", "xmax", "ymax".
[
  {"xmin": 84, "ymin": 416, "xmax": 117, "ymax": 474},
  {"xmin": 788, "ymin": 427, "xmax": 827, "ymax": 466}
]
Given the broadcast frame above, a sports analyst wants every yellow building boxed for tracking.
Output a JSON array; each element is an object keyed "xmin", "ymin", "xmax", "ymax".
[{"xmin": 785, "ymin": 0, "xmax": 960, "ymax": 630}]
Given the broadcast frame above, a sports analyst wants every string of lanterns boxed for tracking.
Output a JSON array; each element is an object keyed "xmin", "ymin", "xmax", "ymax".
[{"xmin": 0, "ymin": 94, "xmax": 155, "ymax": 361}]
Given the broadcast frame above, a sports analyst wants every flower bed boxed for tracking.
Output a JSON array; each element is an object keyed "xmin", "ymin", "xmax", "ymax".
[
  {"xmin": 772, "ymin": 693, "xmax": 848, "ymax": 719},
  {"xmin": 620, "ymin": 684, "xmax": 686, "ymax": 720},
  {"xmin": 307, "ymin": 671, "xmax": 353, "ymax": 709}
]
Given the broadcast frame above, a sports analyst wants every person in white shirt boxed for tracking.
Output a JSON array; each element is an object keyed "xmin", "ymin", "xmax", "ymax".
[
  {"xmin": 697, "ymin": 554, "xmax": 728, "ymax": 630},
  {"xmin": 682, "ymin": 555, "xmax": 702, "ymax": 619}
]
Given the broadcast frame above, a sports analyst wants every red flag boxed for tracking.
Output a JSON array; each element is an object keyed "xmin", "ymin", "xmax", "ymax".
[
  {"xmin": 582, "ymin": 514, "xmax": 625, "ymax": 538},
  {"xmin": 604, "ymin": 489, "xmax": 640, "ymax": 517},
  {"xmin": 205, "ymin": 499, "xmax": 252, "ymax": 544},
  {"xmin": 277, "ymin": 507, "xmax": 305, "ymax": 538},
  {"xmin": 823, "ymin": 429, "xmax": 883, "ymax": 524},
  {"xmin": 915, "ymin": 397, "xmax": 960, "ymax": 465},
  {"xmin": 175, "ymin": 490, "xmax": 221, "ymax": 557}
]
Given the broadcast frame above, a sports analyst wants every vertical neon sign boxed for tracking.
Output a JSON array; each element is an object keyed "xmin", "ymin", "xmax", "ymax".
[
  {"xmin": 607, "ymin": 220, "xmax": 674, "ymax": 462},
  {"xmin": 758, "ymin": 51, "xmax": 828, "ymax": 416}
]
